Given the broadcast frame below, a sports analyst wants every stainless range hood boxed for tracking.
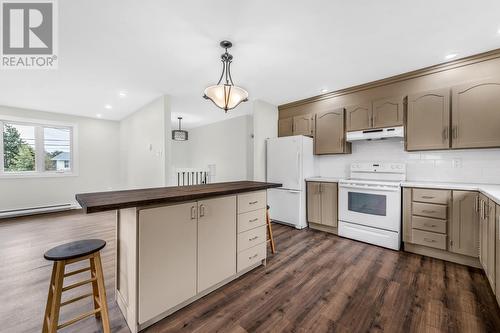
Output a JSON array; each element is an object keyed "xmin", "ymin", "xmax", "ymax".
[{"xmin": 346, "ymin": 126, "xmax": 404, "ymax": 142}]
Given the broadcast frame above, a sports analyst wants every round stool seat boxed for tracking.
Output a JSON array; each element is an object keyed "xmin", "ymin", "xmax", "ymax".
[
  {"xmin": 267, "ymin": 205, "xmax": 270, "ymax": 210},
  {"xmin": 44, "ymin": 239, "xmax": 106, "ymax": 261}
]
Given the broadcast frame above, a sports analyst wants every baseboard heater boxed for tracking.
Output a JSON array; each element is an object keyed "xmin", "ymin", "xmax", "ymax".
[{"xmin": 0, "ymin": 203, "xmax": 79, "ymax": 219}]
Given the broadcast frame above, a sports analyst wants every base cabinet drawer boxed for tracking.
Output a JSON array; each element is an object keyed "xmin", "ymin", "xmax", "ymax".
[
  {"xmin": 412, "ymin": 188, "xmax": 451, "ymax": 204},
  {"xmin": 412, "ymin": 229, "xmax": 447, "ymax": 250},
  {"xmin": 238, "ymin": 225, "xmax": 267, "ymax": 252},
  {"xmin": 412, "ymin": 202, "xmax": 447, "ymax": 219},
  {"xmin": 238, "ymin": 209, "xmax": 266, "ymax": 233},
  {"xmin": 237, "ymin": 242, "xmax": 266, "ymax": 272},
  {"xmin": 238, "ymin": 191, "xmax": 266, "ymax": 213},
  {"xmin": 412, "ymin": 216, "xmax": 447, "ymax": 234}
]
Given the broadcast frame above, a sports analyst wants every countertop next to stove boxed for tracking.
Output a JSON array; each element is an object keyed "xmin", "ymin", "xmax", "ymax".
[
  {"xmin": 402, "ymin": 181, "xmax": 500, "ymax": 205},
  {"xmin": 305, "ymin": 177, "xmax": 500, "ymax": 205}
]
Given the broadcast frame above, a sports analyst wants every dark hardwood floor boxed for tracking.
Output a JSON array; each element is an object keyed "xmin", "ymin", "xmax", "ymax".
[{"xmin": 1, "ymin": 211, "xmax": 499, "ymax": 333}]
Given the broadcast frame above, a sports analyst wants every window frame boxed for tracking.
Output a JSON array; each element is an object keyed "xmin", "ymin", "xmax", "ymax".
[{"xmin": 0, "ymin": 115, "xmax": 79, "ymax": 178}]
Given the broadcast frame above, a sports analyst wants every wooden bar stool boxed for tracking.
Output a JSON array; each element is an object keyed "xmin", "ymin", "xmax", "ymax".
[
  {"xmin": 42, "ymin": 239, "xmax": 110, "ymax": 333},
  {"xmin": 266, "ymin": 205, "xmax": 276, "ymax": 254}
]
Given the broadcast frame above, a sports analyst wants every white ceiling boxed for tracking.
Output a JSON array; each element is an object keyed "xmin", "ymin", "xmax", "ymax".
[{"xmin": 1, "ymin": 0, "xmax": 500, "ymax": 128}]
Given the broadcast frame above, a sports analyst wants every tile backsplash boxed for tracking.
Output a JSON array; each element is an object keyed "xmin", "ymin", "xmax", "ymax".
[{"xmin": 317, "ymin": 139, "xmax": 500, "ymax": 184}]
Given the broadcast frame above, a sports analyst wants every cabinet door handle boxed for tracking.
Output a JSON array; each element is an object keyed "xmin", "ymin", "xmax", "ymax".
[
  {"xmin": 480, "ymin": 200, "xmax": 485, "ymax": 219},
  {"xmin": 248, "ymin": 254, "xmax": 259, "ymax": 260},
  {"xmin": 249, "ymin": 236, "xmax": 259, "ymax": 241},
  {"xmin": 423, "ymin": 223, "xmax": 436, "ymax": 228},
  {"xmin": 452, "ymin": 126, "xmax": 458, "ymax": 139},
  {"xmin": 442, "ymin": 127, "xmax": 450, "ymax": 142},
  {"xmin": 497, "ymin": 216, "xmax": 500, "ymax": 241},
  {"xmin": 423, "ymin": 238, "xmax": 436, "ymax": 243},
  {"xmin": 249, "ymin": 218, "xmax": 259, "ymax": 223},
  {"xmin": 422, "ymin": 196, "xmax": 435, "ymax": 199},
  {"xmin": 191, "ymin": 206, "xmax": 197, "ymax": 220},
  {"xmin": 199, "ymin": 204, "xmax": 205, "ymax": 218},
  {"xmin": 422, "ymin": 210, "xmax": 436, "ymax": 214},
  {"xmin": 249, "ymin": 201, "xmax": 258, "ymax": 205}
]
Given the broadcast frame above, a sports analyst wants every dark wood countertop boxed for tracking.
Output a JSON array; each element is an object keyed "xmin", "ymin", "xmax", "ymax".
[{"xmin": 76, "ymin": 181, "xmax": 282, "ymax": 214}]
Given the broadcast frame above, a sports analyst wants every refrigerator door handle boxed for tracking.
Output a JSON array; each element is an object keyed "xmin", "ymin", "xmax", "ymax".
[{"xmin": 296, "ymin": 151, "xmax": 300, "ymax": 181}]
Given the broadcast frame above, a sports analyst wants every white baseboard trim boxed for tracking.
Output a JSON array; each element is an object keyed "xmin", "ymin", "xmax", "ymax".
[{"xmin": 0, "ymin": 203, "xmax": 80, "ymax": 219}]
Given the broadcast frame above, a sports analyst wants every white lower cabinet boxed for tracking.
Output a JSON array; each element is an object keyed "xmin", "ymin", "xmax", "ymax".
[
  {"xmin": 237, "ymin": 191, "xmax": 267, "ymax": 273},
  {"xmin": 237, "ymin": 242, "xmax": 267, "ymax": 272},
  {"xmin": 138, "ymin": 202, "xmax": 198, "ymax": 324},
  {"xmin": 135, "ymin": 192, "xmax": 266, "ymax": 328},
  {"xmin": 197, "ymin": 196, "xmax": 237, "ymax": 292}
]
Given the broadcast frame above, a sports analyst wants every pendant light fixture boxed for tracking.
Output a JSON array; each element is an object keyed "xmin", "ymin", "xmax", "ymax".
[
  {"xmin": 203, "ymin": 40, "xmax": 249, "ymax": 112},
  {"xmin": 172, "ymin": 117, "xmax": 188, "ymax": 141}
]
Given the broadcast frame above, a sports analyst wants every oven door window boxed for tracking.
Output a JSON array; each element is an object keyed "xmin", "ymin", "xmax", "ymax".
[{"xmin": 348, "ymin": 192, "xmax": 387, "ymax": 216}]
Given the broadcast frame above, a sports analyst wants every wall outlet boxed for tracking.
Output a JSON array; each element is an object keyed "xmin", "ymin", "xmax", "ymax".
[{"xmin": 452, "ymin": 159, "xmax": 462, "ymax": 168}]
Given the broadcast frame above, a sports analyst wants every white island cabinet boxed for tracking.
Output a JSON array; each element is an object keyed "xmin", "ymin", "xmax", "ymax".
[{"xmin": 115, "ymin": 190, "xmax": 267, "ymax": 332}]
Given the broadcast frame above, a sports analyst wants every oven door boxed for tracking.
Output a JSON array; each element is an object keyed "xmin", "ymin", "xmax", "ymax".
[{"xmin": 339, "ymin": 183, "xmax": 401, "ymax": 232}]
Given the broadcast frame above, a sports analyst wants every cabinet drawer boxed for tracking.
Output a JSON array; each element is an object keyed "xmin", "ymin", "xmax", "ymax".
[
  {"xmin": 238, "ymin": 209, "xmax": 266, "ymax": 233},
  {"xmin": 412, "ymin": 202, "xmax": 447, "ymax": 219},
  {"xmin": 238, "ymin": 225, "xmax": 266, "ymax": 252},
  {"xmin": 412, "ymin": 188, "xmax": 450, "ymax": 204},
  {"xmin": 412, "ymin": 229, "xmax": 447, "ymax": 250},
  {"xmin": 237, "ymin": 242, "xmax": 266, "ymax": 272},
  {"xmin": 412, "ymin": 216, "xmax": 447, "ymax": 234},
  {"xmin": 238, "ymin": 191, "xmax": 266, "ymax": 213}
]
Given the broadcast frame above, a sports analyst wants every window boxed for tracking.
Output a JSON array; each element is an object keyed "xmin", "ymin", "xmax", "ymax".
[{"xmin": 0, "ymin": 117, "xmax": 77, "ymax": 177}]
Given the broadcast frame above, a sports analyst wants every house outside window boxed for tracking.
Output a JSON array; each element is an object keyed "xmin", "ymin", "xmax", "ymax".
[{"xmin": 0, "ymin": 116, "xmax": 78, "ymax": 177}]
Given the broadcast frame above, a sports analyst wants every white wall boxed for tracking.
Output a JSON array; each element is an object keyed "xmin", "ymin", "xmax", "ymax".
[
  {"xmin": 0, "ymin": 106, "xmax": 121, "ymax": 211},
  {"xmin": 171, "ymin": 115, "xmax": 253, "ymax": 183},
  {"xmin": 318, "ymin": 139, "xmax": 500, "ymax": 184},
  {"xmin": 252, "ymin": 100, "xmax": 278, "ymax": 181},
  {"xmin": 120, "ymin": 96, "xmax": 171, "ymax": 188}
]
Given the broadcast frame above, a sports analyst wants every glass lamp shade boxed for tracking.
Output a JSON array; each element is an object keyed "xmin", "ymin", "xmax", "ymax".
[
  {"xmin": 204, "ymin": 84, "xmax": 248, "ymax": 112},
  {"xmin": 172, "ymin": 129, "xmax": 188, "ymax": 141}
]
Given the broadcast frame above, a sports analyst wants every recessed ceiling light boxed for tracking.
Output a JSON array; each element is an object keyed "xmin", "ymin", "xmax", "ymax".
[
  {"xmin": 445, "ymin": 53, "xmax": 458, "ymax": 60},
  {"xmin": 96, "ymin": 114, "xmax": 102, "ymax": 118},
  {"xmin": 321, "ymin": 88, "xmax": 329, "ymax": 93},
  {"xmin": 104, "ymin": 104, "xmax": 112, "ymax": 110},
  {"xmin": 119, "ymin": 91, "xmax": 127, "ymax": 97}
]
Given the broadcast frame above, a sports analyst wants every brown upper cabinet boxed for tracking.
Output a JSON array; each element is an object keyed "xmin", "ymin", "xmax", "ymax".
[
  {"xmin": 293, "ymin": 114, "xmax": 314, "ymax": 136},
  {"xmin": 406, "ymin": 88, "xmax": 450, "ymax": 151},
  {"xmin": 346, "ymin": 97, "xmax": 403, "ymax": 131},
  {"xmin": 451, "ymin": 80, "xmax": 500, "ymax": 149},
  {"xmin": 372, "ymin": 97, "xmax": 404, "ymax": 128},
  {"xmin": 278, "ymin": 117, "xmax": 293, "ymax": 137},
  {"xmin": 314, "ymin": 108, "xmax": 351, "ymax": 155},
  {"xmin": 278, "ymin": 115, "xmax": 313, "ymax": 137},
  {"xmin": 345, "ymin": 103, "xmax": 371, "ymax": 131}
]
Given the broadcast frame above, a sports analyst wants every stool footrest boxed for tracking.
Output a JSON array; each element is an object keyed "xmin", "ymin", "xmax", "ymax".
[
  {"xmin": 57, "ymin": 308, "xmax": 101, "ymax": 330},
  {"xmin": 64, "ymin": 266, "xmax": 91, "ymax": 278},
  {"xmin": 62, "ymin": 277, "xmax": 97, "ymax": 292},
  {"xmin": 61, "ymin": 292, "xmax": 93, "ymax": 307}
]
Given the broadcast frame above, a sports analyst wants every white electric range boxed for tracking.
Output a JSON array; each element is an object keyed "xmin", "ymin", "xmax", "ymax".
[{"xmin": 338, "ymin": 162, "xmax": 406, "ymax": 250}]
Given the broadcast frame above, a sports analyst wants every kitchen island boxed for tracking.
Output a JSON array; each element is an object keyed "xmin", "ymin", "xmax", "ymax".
[{"xmin": 76, "ymin": 181, "xmax": 281, "ymax": 333}]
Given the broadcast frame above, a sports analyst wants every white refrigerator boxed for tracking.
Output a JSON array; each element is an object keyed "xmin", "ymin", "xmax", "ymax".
[{"xmin": 266, "ymin": 135, "xmax": 314, "ymax": 229}]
